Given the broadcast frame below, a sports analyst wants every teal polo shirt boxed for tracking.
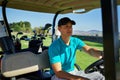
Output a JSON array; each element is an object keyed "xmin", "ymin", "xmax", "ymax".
[{"xmin": 48, "ymin": 36, "xmax": 85, "ymax": 75}]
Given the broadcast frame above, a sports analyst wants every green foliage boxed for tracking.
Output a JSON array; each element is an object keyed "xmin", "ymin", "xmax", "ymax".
[
  {"xmin": 10, "ymin": 21, "xmax": 32, "ymax": 32},
  {"xmin": 24, "ymin": 21, "xmax": 32, "ymax": 32},
  {"xmin": 12, "ymin": 24, "xmax": 21, "ymax": 31},
  {"xmin": 33, "ymin": 27, "xmax": 42, "ymax": 33},
  {"xmin": 33, "ymin": 25, "xmax": 51, "ymax": 37}
]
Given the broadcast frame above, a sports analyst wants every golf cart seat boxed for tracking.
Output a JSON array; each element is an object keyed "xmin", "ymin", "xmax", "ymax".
[
  {"xmin": 1, "ymin": 51, "xmax": 39, "ymax": 77},
  {"xmin": 1, "ymin": 50, "xmax": 51, "ymax": 79}
]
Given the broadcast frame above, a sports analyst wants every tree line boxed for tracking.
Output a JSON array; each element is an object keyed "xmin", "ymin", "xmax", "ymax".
[
  {"xmin": 9, "ymin": 21, "xmax": 32, "ymax": 33},
  {"xmin": 9, "ymin": 21, "xmax": 52, "ymax": 35}
]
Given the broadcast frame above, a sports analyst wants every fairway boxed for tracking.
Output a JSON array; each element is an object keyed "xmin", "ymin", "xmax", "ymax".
[{"xmin": 77, "ymin": 40, "xmax": 103, "ymax": 70}]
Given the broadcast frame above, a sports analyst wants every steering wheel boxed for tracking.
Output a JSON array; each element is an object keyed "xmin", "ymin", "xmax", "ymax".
[{"xmin": 84, "ymin": 58, "xmax": 104, "ymax": 75}]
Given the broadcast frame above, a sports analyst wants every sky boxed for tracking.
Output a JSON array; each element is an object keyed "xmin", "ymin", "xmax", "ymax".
[{"xmin": 0, "ymin": 6, "xmax": 120, "ymax": 31}]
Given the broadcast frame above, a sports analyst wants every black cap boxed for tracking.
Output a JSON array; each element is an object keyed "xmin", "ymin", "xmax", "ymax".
[{"xmin": 58, "ymin": 17, "xmax": 76, "ymax": 26}]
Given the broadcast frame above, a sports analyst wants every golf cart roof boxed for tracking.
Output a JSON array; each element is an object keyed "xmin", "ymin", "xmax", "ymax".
[{"xmin": 0, "ymin": 0, "xmax": 102, "ymax": 14}]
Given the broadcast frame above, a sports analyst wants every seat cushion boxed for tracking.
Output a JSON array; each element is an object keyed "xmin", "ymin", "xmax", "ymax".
[{"xmin": 1, "ymin": 51, "xmax": 39, "ymax": 77}]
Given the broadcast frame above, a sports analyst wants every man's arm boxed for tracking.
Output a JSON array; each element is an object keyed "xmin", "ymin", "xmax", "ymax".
[
  {"xmin": 51, "ymin": 62, "xmax": 89, "ymax": 80},
  {"xmin": 82, "ymin": 45, "xmax": 103, "ymax": 58}
]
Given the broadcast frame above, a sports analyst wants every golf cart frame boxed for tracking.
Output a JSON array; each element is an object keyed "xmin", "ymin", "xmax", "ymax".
[{"xmin": 0, "ymin": 0, "xmax": 120, "ymax": 80}]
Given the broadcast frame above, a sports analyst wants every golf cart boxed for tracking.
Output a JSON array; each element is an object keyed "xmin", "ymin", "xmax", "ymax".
[{"xmin": 0, "ymin": 0, "xmax": 120, "ymax": 80}]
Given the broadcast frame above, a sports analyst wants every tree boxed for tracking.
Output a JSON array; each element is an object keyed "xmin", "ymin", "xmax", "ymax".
[
  {"xmin": 24, "ymin": 21, "xmax": 32, "ymax": 32},
  {"xmin": 9, "ymin": 21, "xmax": 32, "ymax": 32}
]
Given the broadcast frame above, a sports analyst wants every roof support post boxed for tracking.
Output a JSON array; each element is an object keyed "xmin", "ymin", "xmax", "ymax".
[
  {"xmin": 2, "ymin": 0, "xmax": 12, "ymax": 38},
  {"xmin": 101, "ymin": 0, "xmax": 119, "ymax": 80}
]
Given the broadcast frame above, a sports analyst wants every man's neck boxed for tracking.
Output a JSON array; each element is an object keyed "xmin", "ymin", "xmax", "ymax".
[{"xmin": 61, "ymin": 36, "xmax": 70, "ymax": 45}]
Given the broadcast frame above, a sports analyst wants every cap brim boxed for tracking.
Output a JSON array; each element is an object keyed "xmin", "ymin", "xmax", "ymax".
[{"xmin": 71, "ymin": 20, "xmax": 76, "ymax": 25}]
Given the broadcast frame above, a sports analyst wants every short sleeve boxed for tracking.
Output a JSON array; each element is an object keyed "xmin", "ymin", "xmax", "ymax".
[
  {"xmin": 76, "ymin": 38, "xmax": 86, "ymax": 49},
  {"xmin": 48, "ymin": 44, "xmax": 61, "ymax": 64}
]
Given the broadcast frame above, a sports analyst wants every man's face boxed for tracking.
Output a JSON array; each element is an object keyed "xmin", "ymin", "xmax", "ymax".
[{"xmin": 58, "ymin": 22, "xmax": 73, "ymax": 37}]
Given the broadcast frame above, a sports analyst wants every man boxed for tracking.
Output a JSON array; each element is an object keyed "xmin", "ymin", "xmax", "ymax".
[{"xmin": 48, "ymin": 17, "xmax": 104, "ymax": 80}]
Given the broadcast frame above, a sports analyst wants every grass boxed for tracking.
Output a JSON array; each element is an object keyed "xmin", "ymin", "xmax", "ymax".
[
  {"xmin": 76, "ymin": 41, "xmax": 103, "ymax": 70},
  {"xmin": 43, "ymin": 36, "xmax": 52, "ymax": 46},
  {"xmin": 21, "ymin": 35, "xmax": 52, "ymax": 49},
  {"xmin": 76, "ymin": 50, "xmax": 98, "ymax": 70}
]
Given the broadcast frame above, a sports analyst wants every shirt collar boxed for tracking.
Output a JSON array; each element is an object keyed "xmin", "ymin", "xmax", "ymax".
[{"xmin": 59, "ymin": 36, "xmax": 72, "ymax": 47}]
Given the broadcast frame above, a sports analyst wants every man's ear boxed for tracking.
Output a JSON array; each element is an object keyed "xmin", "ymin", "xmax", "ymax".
[{"xmin": 58, "ymin": 26, "xmax": 61, "ymax": 31}]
